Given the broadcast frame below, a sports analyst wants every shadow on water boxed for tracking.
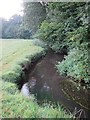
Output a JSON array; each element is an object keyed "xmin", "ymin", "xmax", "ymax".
[{"xmin": 21, "ymin": 51, "xmax": 90, "ymax": 118}]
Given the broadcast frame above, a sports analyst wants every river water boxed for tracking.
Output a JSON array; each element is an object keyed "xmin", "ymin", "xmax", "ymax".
[{"xmin": 21, "ymin": 51, "xmax": 89, "ymax": 118}]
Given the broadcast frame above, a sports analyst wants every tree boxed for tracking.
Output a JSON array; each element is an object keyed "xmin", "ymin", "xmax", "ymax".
[
  {"xmin": 38, "ymin": 2, "xmax": 90, "ymax": 87},
  {"xmin": 23, "ymin": 2, "xmax": 46, "ymax": 34},
  {"xmin": 2, "ymin": 15, "xmax": 23, "ymax": 39}
]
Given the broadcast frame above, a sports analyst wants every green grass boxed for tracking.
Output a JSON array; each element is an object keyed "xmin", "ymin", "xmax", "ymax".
[
  {"xmin": 1, "ymin": 81, "xmax": 72, "ymax": 118},
  {"xmin": 0, "ymin": 39, "xmax": 73, "ymax": 118},
  {"xmin": 0, "ymin": 39, "xmax": 44, "ymax": 74}
]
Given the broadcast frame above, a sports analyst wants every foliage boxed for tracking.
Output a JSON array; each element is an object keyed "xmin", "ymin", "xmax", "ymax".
[
  {"xmin": 38, "ymin": 20, "xmax": 66, "ymax": 52},
  {"xmin": 16, "ymin": 24, "xmax": 33, "ymax": 39},
  {"xmin": 57, "ymin": 48, "xmax": 90, "ymax": 87},
  {"xmin": 56, "ymin": 24, "xmax": 90, "ymax": 87},
  {"xmin": 1, "ymin": 15, "xmax": 23, "ymax": 39},
  {"xmin": 23, "ymin": 2, "xmax": 46, "ymax": 34},
  {"xmin": 38, "ymin": 2, "xmax": 89, "ymax": 51},
  {"xmin": 65, "ymin": 26, "xmax": 89, "ymax": 50},
  {"xmin": 1, "ymin": 14, "xmax": 33, "ymax": 39},
  {"xmin": 37, "ymin": 2, "xmax": 90, "ymax": 86},
  {"xmin": 32, "ymin": 39, "xmax": 47, "ymax": 48}
]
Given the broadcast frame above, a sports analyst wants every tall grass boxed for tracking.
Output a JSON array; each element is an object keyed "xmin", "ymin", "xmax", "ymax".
[{"xmin": 1, "ymin": 81, "xmax": 72, "ymax": 118}]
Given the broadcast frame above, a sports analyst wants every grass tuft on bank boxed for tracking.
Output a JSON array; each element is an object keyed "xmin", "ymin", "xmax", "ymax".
[{"xmin": 1, "ymin": 80, "xmax": 72, "ymax": 118}]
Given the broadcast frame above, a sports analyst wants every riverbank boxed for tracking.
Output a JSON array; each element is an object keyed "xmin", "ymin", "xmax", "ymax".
[
  {"xmin": 1, "ymin": 39, "xmax": 72, "ymax": 118},
  {"xmin": 20, "ymin": 50, "xmax": 89, "ymax": 118}
]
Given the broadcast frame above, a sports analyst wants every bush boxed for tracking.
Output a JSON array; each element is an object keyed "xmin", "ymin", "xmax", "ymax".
[
  {"xmin": 38, "ymin": 20, "xmax": 66, "ymax": 52},
  {"xmin": 56, "ymin": 48, "xmax": 90, "ymax": 88},
  {"xmin": 65, "ymin": 26, "xmax": 89, "ymax": 50},
  {"xmin": 56, "ymin": 24, "xmax": 90, "ymax": 88},
  {"xmin": 32, "ymin": 39, "xmax": 47, "ymax": 48}
]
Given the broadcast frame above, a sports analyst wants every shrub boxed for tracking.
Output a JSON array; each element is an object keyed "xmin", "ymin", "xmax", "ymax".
[
  {"xmin": 32, "ymin": 39, "xmax": 47, "ymax": 49},
  {"xmin": 65, "ymin": 26, "xmax": 89, "ymax": 50},
  {"xmin": 56, "ymin": 48, "xmax": 90, "ymax": 88},
  {"xmin": 38, "ymin": 20, "xmax": 66, "ymax": 52}
]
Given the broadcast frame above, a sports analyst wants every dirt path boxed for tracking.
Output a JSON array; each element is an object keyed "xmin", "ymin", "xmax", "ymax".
[{"xmin": 24, "ymin": 51, "xmax": 89, "ymax": 118}]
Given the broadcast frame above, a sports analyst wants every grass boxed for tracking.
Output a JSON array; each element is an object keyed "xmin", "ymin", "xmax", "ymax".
[
  {"xmin": 0, "ymin": 39, "xmax": 73, "ymax": 118},
  {"xmin": 1, "ymin": 81, "xmax": 72, "ymax": 118},
  {"xmin": 0, "ymin": 39, "xmax": 44, "ymax": 74}
]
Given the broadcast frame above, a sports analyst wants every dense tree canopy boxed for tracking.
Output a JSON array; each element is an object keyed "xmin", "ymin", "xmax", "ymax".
[
  {"xmin": 23, "ymin": 2, "xmax": 46, "ymax": 34},
  {"xmin": 1, "ymin": 15, "xmax": 23, "ymax": 39}
]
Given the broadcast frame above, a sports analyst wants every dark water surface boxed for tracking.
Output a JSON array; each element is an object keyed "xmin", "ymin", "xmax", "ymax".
[{"xmin": 21, "ymin": 51, "xmax": 90, "ymax": 118}]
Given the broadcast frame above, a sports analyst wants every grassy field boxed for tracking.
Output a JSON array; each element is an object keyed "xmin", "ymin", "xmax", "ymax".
[
  {"xmin": 0, "ymin": 39, "xmax": 44, "ymax": 75},
  {"xmin": 0, "ymin": 39, "xmax": 73, "ymax": 118}
]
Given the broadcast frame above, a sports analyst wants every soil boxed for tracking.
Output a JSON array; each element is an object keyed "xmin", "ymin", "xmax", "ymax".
[{"xmin": 20, "ymin": 50, "xmax": 90, "ymax": 118}]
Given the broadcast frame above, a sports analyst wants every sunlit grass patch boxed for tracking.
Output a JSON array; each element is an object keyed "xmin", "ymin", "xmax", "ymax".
[{"xmin": 0, "ymin": 39, "xmax": 44, "ymax": 75}]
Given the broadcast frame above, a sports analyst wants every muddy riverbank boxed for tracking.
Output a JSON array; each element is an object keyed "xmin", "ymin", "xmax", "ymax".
[{"xmin": 20, "ymin": 51, "xmax": 90, "ymax": 118}]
